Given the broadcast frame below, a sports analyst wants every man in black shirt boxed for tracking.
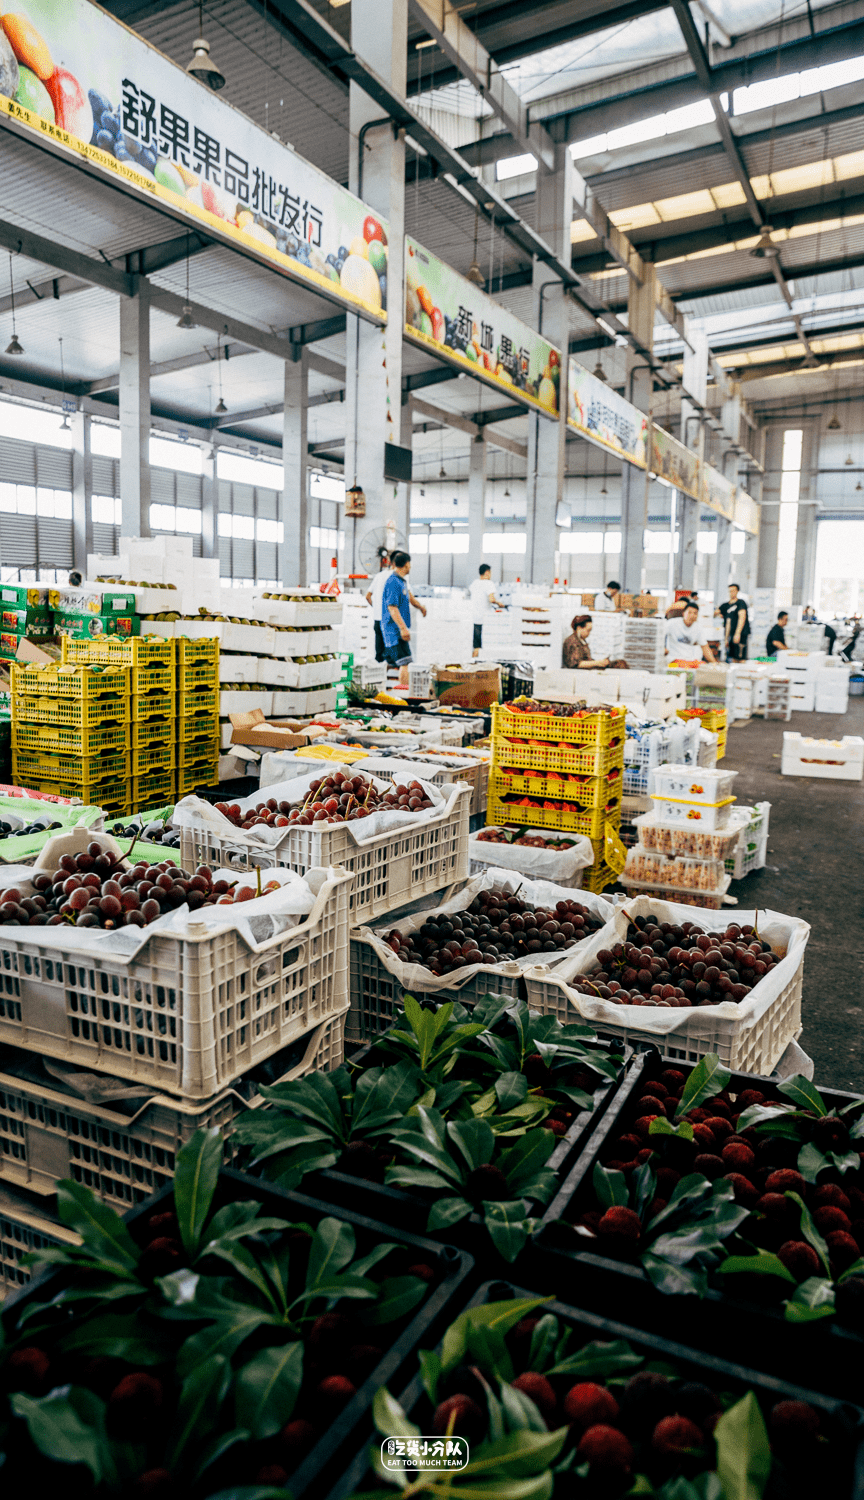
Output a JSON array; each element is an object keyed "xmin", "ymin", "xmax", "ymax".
[
  {"xmin": 716, "ymin": 584, "xmax": 750, "ymax": 660},
  {"xmin": 766, "ymin": 611, "xmax": 788, "ymax": 657}
]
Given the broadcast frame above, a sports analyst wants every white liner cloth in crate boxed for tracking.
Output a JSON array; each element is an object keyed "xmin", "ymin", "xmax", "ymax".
[
  {"xmin": 354, "ymin": 867, "xmax": 615, "ymax": 995},
  {"xmin": 525, "ymin": 894, "xmax": 809, "ymax": 1061},
  {"xmin": 468, "ymin": 829, "xmax": 593, "ymax": 885},
  {"xmin": 174, "ymin": 766, "xmax": 454, "ymax": 849}
]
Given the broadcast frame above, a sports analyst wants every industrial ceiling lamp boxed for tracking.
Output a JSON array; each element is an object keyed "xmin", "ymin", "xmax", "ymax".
[
  {"xmin": 186, "ymin": 0, "xmax": 225, "ymax": 90},
  {"xmin": 59, "ymin": 337, "xmax": 71, "ymax": 428},
  {"xmin": 846, "ymin": 453, "xmax": 854, "ymax": 465},
  {"xmin": 467, "ymin": 209, "xmax": 485, "ymax": 288},
  {"xmin": 750, "ymin": 225, "xmax": 780, "ymax": 259},
  {"xmin": 5, "ymin": 253, "xmax": 23, "ymax": 356},
  {"xmin": 592, "ymin": 356, "xmax": 607, "ymax": 383},
  {"xmin": 177, "ymin": 234, "xmax": 196, "ymax": 329},
  {"xmin": 827, "ymin": 413, "xmax": 841, "ymax": 430},
  {"xmin": 214, "ymin": 331, "xmax": 227, "ymax": 413},
  {"xmin": 600, "ymin": 453, "xmax": 608, "ymax": 496}
]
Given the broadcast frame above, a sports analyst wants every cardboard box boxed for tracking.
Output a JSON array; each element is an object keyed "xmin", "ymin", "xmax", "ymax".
[
  {"xmin": 49, "ymin": 587, "xmax": 137, "ymax": 615},
  {"xmin": 53, "ymin": 612, "xmax": 140, "ymax": 641},
  {"xmin": 0, "ymin": 584, "xmax": 48, "ymax": 610},
  {"xmin": 434, "ymin": 665, "xmax": 501, "ymax": 710},
  {"xmin": 228, "ymin": 708, "xmax": 330, "ymax": 750},
  {"xmin": 0, "ymin": 608, "xmax": 52, "ymax": 635}
]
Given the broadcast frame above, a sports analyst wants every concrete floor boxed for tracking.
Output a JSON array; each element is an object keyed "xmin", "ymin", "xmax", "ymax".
[{"xmin": 725, "ymin": 697, "xmax": 864, "ymax": 1091}]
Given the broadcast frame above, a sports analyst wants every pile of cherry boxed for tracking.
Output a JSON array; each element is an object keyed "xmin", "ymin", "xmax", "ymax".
[
  {"xmin": 215, "ymin": 771, "xmax": 435, "ymax": 829},
  {"xmin": 569, "ymin": 913, "xmax": 780, "ymax": 1008},
  {"xmin": 0, "ymin": 843, "xmax": 281, "ymax": 929},
  {"xmin": 385, "ymin": 889, "xmax": 606, "ymax": 973}
]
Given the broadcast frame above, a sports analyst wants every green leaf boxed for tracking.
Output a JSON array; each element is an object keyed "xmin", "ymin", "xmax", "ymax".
[
  {"xmin": 495, "ymin": 1072, "xmax": 529, "ymax": 1111},
  {"xmin": 363, "ymin": 1274, "xmax": 431, "ymax": 1326},
  {"xmin": 386, "ymin": 1164, "xmax": 456, "ymax": 1195},
  {"xmin": 306, "ymin": 1217, "xmax": 356, "ymax": 1291},
  {"xmin": 202, "ymin": 1240, "xmax": 282, "ymax": 1311},
  {"xmin": 641, "ymin": 1254, "xmax": 709, "ymax": 1298},
  {"xmin": 592, "ymin": 1162, "xmax": 628, "ymax": 1209},
  {"xmin": 829, "ymin": 1150, "xmax": 861, "ymax": 1176},
  {"xmin": 526, "ymin": 1314, "xmax": 559, "ymax": 1375},
  {"xmin": 372, "ymin": 1384, "xmax": 421, "ymax": 1441},
  {"xmin": 427, "ymin": 1195, "xmax": 473, "ymax": 1232},
  {"xmin": 777, "ymin": 1075, "xmax": 828, "ymax": 1117},
  {"xmin": 462, "ymin": 1426, "xmax": 568, "ymax": 1477},
  {"xmin": 56, "ymin": 1314, "xmax": 174, "ymax": 1364},
  {"xmin": 499, "ymin": 1382, "xmax": 548, "ymax": 1435},
  {"xmin": 718, "ymin": 1252, "xmax": 795, "ymax": 1284},
  {"xmin": 55, "ymin": 1181, "xmax": 140, "ymax": 1271},
  {"xmin": 440, "ymin": 1297, "xmax": 551, "ymax": 1377},
  {"xmin": 735, "ymin": 1103, "xmax": 796, "ymax": 1133},
  {"xmin": 483, "ymin": 1201, "xmax": 534, "ymax": 1263},
  {"xmin": 797, "ymin": 1141, "xmax": 828, "ymax": 1184},
  {"xmin": 234, "ymin": 1342, "xmax": 303, "ymax": 1439},
  {"xmin": 420, "ymin": 1347, "xmax": 443, "ymax": 1403},
  {"xmin": 632, "ymin": 1160, "xmax": 656, "ymax": 1225},
  {"xmin": 784, "ymin": 1276, "xmax": 836, "ymax": 1322},
  {"xmin": 644, "ymin": 1174, "xmax": 713, "ymax": 1237},
  {"xmin": 497, "ymin": 1130, "xmax": 556, "ymax": 1195},
  {"xmin": 165, "ymin": 1353, "xmax": 231, "ymax": 1470},
  {"xmin": 657, "ymin": 1477, "xmax": 724, "ymax": 1500},
  {"xmin": 714, "ymin": 1391, "xmax": 772, "ymax": 1500},
  {"xmin": 177, "ymin": 1308, "xmax": 280, "ymax": 1378},
  {"xmin": 649, "ymin": 1116, "xmax": 694, "ymax": 1142},
  {"xmin": 11, "ymin": 1387, "xmax": 113, "ymax": 1485},
  {"xmin": 192, "ymin": 1428, "xmax": 251, "ymax": 1484},
  {"xmin": 547, "ymin": 1339, "xmax": 643, "ymax": 1380},
  {"xmin": 448, "ymin": 1117, "xmax": 495, "ymax": 1172},
  {"xmin": 174, "ymin": 1127, "xmax": 223, "ymax": 1258},
  {"xmin": 351, "ymin": 1242, "xmax": 405, "ymax": 1279},
  {"xmin": 785, "ymin": 1192, "xmax": 831, "ymax": 1275},
  {"xmin": 674, "ymin": 1054, "xmax": 731, "ymax": 1120}
]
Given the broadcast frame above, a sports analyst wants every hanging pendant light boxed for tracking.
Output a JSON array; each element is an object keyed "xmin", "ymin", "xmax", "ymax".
[
  {"xmin": 846, "ymin": 453, "xmax": 854, "ymax": 465},
  {"xmin": 177, "ymin": 233, "xmax": 196, "ymax": 329},
  {"xmin": 749, "ymin": 225, "xmax": 779, "ymax": 259},
  {"xmin": 187, "ymin": 0, "xmax": 225, "ymax": 90},
  {"xmin": 592, "ymin": 357, "xmax": 607, "ymax": 383},
  {"xmin": 214, "ymin": 331, "xmax": 227, "ymax": 413},
  {"xmin": 827, "ymin": 413, "xmax": 841, "ymax": 430},
  {"xmin": 5, "ymin": 253, "xmax": 23, "ymax": 356},
  {"xmin": 467, "ymin": 208, "xmax": 485, "ymax": 288},
  {"xmin": 58, "ymin": 336, "xmax": 72, "ymax": 428}
]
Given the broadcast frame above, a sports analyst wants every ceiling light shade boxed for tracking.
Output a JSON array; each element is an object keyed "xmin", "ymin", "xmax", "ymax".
[
  {"xmin": 177, "ymin": 304, "xmax": 196, "ymax": 330},
  {"xmin": 846, "ymin": 454, "xmax": 854, "ymax": 465},
  {"xmin": 827, "ymin": 414, "xmax": 841, "ymax": 430},
  {"xmin": 600, "ymin": 484, "xmax": 608, "ymax": 495},
  {"xmin": 60, "ymin": 413, "xmax": 71, "ymax": 430},
  {"xmin": 857, "ymin": 481, "xmax": 862, "ymax": 491},
  {"xmin": 439, "ymin": 464, "xmax": 446, "ymax": 478},
  {"xmin": 467, "ymin": 258, "xmax": 485, "ymax": 287},
  {"xmin": 215, "ymin": 397, "xmax": 227, "ymax": 414},
  {"xmin": 592, "ymin": 360, "xmax": 607, "ymax": 383},
  {"xmin": 750, "ymin": 226, "xmax": 779, "ymax": 259},
  {"xmin": 5, "ymin": 333, "xmax": 23, "ymax": 356}
]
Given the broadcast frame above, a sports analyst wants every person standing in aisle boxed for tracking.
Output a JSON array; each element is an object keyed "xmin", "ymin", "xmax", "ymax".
[
  {"xmin": 766, "ymin": 611, "xmax": 788, "ymax": 657},
  {"xmin": 665, "ymin": 602, "xmax": 716, "ymax": 662},
  {"xmin": 469, "ymin": 564, "xmax": 503, "ymax": 657},
  {"xmin": 365, "ymin": 547, "xmax": 391, "ymax": 662},
  {"xmin": 716, "ymin": 583, "xmax": 750, "ymax": 660},
  {"xmin": 593, "ymin": 580, "xmax": 621, "ymax": 611},
  {"xmin": 381, "ymin": 551, "xmax": 426, "ymax": 688}
]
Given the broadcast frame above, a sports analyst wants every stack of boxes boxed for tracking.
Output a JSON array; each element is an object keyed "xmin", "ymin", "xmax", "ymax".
[
  {"xmin": 623, "ymin": 616, "xmax": 666, "ymax": 672},
  {"xmin": 486, "ymin": 700, "xmax": 626, "ymax": 891},
  {"xmin": 623, "ymin": 764, "xmax": 741, "ymax": 909},
  {"xmin": 0, "ymin": 585, "xmax": 54, "ymax": 660},
  {"xmin": 774, "ymin": 651, "xmax": 822, "ymax": 712},
  {"xmin": 11, "ymin": 659, "xmax": 131, "ymax": 815},
  {"xmin": 814, "ymin": 658, "xmax": 850, "ymax": 714},
  {"xmin": 50, "ymin": 584, "xmax": 140, "ymax": 642},
  {"xmin": 175, "ymin": 638, "xmax": 221, "ymax": 795},
  {"xmin": 749, "ymin": 588, "xmax": 777, "ymax": 656},
  {"xmin": 678, "ymin": 704, "xmax": 727, "ymax": 760}
]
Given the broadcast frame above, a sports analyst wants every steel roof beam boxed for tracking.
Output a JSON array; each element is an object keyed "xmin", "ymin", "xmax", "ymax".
[
  {"xmin": 0, "ymin": 271, "xmax": 87, "ymax": 318},
  {"xmin": 410, "ymin": 394, "xmax": 528, "ymax": 457},
  {"xmin": 0, "ymin": 219, "xmax": 134, "ymax": 298}
]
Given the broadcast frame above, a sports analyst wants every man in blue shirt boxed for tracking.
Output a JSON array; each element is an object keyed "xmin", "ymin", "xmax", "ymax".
[{"xmin": 381, "ymin": 550, "xmax": 426, "ymax": 686}]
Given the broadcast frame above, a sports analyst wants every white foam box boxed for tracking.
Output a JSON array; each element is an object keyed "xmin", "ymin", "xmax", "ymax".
[
  {"xmin": 219, "ymin": 654, "xmax": 260, "ymax": 684},
  {"xmin": 183, "ymin": 619, "xmax": 275, "ymax": 654},
  {"xmin": 271, "ymin": 628, "xmax": 340, "ymax": 660},
  {"xmin": 254, "ymin": 591, "xmax": 344, "ymax": 629},
  {"xmin": 271, "ymin": 688, "xmax": 338, "ymax": 716},
  {"xmin": 219, "ymin": 689, "xmax": 273, "ymax": 716},
  {"xmin": 776, "ymin": 651, "xmax": 824, "ymax": 678},
  {"xmin": 88, "ymin": 552, "xmax": 129, "ymax": 578},
  {"xmin": 130, "ymin": 587, "xmax": 183, "ymax": 614},
  {"xmin": 139, "ymin": 619, "xmax": 175, "ymax": 638},
  {"xmin": 790, "ymin": 687, "xmax": 815, "ymax": 712},
  {"xmin": 781, "ymin": 733, "xmax": 864, "ymax": 780}
]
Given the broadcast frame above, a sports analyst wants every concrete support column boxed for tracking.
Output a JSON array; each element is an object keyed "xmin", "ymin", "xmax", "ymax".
[
  {"xmin": 621, "ymin": 263, "xmax": 656, "ymax": 592},
  {"xmin": 468, "ymin": 434, "xmax": 486, "ymax": 582},
  {"xmin": 344, "ymin": 0, "xmax": 406, "ymax": 572},
  {"xmin": 673, "ymin": 327, "xmax": 709, "ymax": 595},
  {"xmin": 756, "ymin": 507, "xmax": 779, "ymax": 589},
  {"xmin": 119, "ymin": 286, "xmax": 151, "ymax": 538},
  {"xmin": 282, "ymin": 353, "xmax": 309, "ymax": 586},
  {"xmin": 526, "ymin": 144, "xmax": 572, "ymax": 585},
  {"xmin": 71, "ymin": 410, "xmax": 92, "ymax": 573},
  {"xmin": 793, "ymin": 502, "xmax": 818, "ymax": 608},
  {"xmin": 677, "ymin": 494, "xmax": 699, "ymax": 590},
  {"xmin": 201, "ymin": 445, "xmax": 217, "ymax": 559},
  {"xmin": 714, "ymin": 517, "xmax": 732, "ymax": 600}
]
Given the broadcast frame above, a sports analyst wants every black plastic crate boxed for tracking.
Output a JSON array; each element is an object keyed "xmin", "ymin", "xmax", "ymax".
[
  {"xmin": 535, "ymin": 1048, "xmax": 864, "ymax": 1396},
  {"xmin": 324, "ymin": 1279, "xmax": 864, "ymax": 1500},
  {"xmin": 2, "ymin": 1168, "xmax": 474, "ymax": 1500}
]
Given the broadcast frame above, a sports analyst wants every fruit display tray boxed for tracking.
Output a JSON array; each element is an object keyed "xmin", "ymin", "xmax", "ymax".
[
  {"xmin": 0, "ymin": 867, "xmax": 352, "ymax": 1099},
  {"xmin": 3, "ymin": 1172, "xmax": 474, "ymax": 1500},
  {"xmin": 536, "ymin": 1051, "xmax": 864, "ymax": 1398},
  {"xmin": 324, "ymin": 1279, "xmax": 864, "ymax": 1500}
]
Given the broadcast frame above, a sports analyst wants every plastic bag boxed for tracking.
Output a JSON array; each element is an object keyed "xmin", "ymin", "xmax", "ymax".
[{"xmin": 468, "ymin": 828, "xmax": 592, "ymax": 885}]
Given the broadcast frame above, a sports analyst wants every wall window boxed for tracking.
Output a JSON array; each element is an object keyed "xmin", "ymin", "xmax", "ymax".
[
  {"xmin": 37, "ymin": 488, "xmax": 73, "ymax": 519},
  {"xmin": 409, "ymin": 532, "xmax": 429, "ymax": 554},
  {"xmin": 696, "ymin": 531, "xmax": 718, "ymax": 554},
  {"xmin": 604, "ymin": 531, "xmax": 621, "ymax": 552},
  {"xmin": 309, "ymin": 525, "xmax": 345, "ymax": 550},
  {"xmin": 731, "ymin": 531, "xmax": 746, "ymax": 554},
  {"xmin": 150, "ymin": 436, "xmax": 202, "ymax": 475},
  {"xmin": 91, "ymin": 423, "xmax": 121, "ymax": 458},
  {"xmin": 310, "ymin": 472, "xmax": 345, "ymax": 503},
  {"xmin": 92, "ymin": 495, "xmax": 122, "ymax": 526},
  {"xmin": 776, "ymin": 428, "xmax": 803, "ymax": 592},
  {"xmin": 150, "ymin": 504, "xmax": 203, "ymax": 534},
  {"xmin": 0, "ymin": 399, "xmax": 72, "ymax": 449},
  {"xmin": 429, "ymin": 533, "xmax": 469, "ymax": 554},
  {"xmin": 217, "ymin": 450, "xmax": 282, "ymax": 488},
  {"xmin": 643, "ymin": 531, "xmax": 679, "ymax": 553},
  {"xmin": 483, "ymin": 531, "xmax": 527, "ymax": 554}
]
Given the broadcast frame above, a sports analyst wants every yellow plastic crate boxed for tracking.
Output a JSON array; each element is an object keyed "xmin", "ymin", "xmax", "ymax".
[
  {"xmin": 11, "ymin": 663, "xmax": 129, "ymax": 701},
  {"xmin": 491, "ymin": 702, "xmax": 626, "ymax": 748},
  {"xmin": 11, "ymin": 721, "xmax": 129, "ymax": 758},
  {"xmin": 176, "ymin": 762, "xmax": 218, "ymax": 796},
  {"xmin": 582, "ymin": 862, "xmax": 617, "ymax": 894},
  {"xmin": 62, "ymin": 636, "xmax": 175, "ymax": 670},
  {"xmin": 177, "ymin": 712, "xmax": 219, "ymax": 743},
  {"xmin": 11, "ymin": 694, "xmax": 129, "ymax": 731},
  {"xmin": 177, "ymin": 661, "xmax": 219, "ymax": 693},
  {"xmin": 487, "ymin": 780, "xmax": 621, "ymax": 840},
  {"xmin": 176, "ymin": 638, "xmax": 219, "ymax": 667},
  {"xmin": 490, "ymin": 735, "xmax": 623, "ymax": 777},
  {"xmin": 130, "ymin": 718, "xmax": 175, "ymax": 751},
  {"xmin": 177, "ymin": 738, "xmax": 219, "ymax": 771},
  {"xmin": 130, "ymin": 666, "xmax": 174, "ymax": 695},
  {"xmin": 131, "ymin": 772, "xmax": 175, "ymax": 806},
  {"xmin": 132, "ymin": 690, "xmax": 177, "ymax": 722},
  {"xmin": 13, "ymin": 748, "xmax": 129, "ymax": 788},
  {"xmin": 678, "ymin": 707, "xmax": 727, "ymax": 732},
  {"xmin": 179, "ymin": 685, "xmax": 218, "ymax": 715},
  {"xmin": 491, "ymin": 765, "xmax": 623, "ymax": 809},
  {"xmin": 130, "ymin": 742, "xmax": 175, "ymax": 776}
]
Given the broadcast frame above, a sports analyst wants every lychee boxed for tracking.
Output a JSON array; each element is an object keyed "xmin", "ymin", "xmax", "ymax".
[
  {"xmin": 107, "ymin": 1374, "xmax": 163, "ymax": 1439},
  {"xmin": 777, "ymin": 1240, "xmax": 821, "ymax": 1281},
  {"xmin": 511, "ymin": 1372, "xmax": 558, "ymax": 1427},
  {"xmin": 563, "ymin": 1381, "xmax": 620, "ymax": 1432},
  {"xmin": 826, "ymin": 1230, "xmax": 860, "ymax": 1272},
  {"xmin": 651, "ymin": 1415, "xmax": 704, "ymax": 1457},
  {"xmin": 765, "ymin": 1170, "xmax": 807, "ymax": 1195},
  {"xmin": 576, "ymin": 1424, "xmax": 634, "ymax": 1471},
  {"xmin": 432, "ymin": 1394, "xmax": 485, "ymax": 1443},
  {"xmin": 597, "ymin": 1206, "xmax": 642, "ymax": 1249}
]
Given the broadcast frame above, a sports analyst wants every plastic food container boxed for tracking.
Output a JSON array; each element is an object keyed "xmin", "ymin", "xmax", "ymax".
[
  {"xmin": 616, "ymin": 872, "xmax": 732, "ymax": 909},
  {"xmin": 633, "ymin": 807, "xmax": 748, "ymax": 859},
  {"xmin": 650, "ymin": 794, "xmax": 734, "ymax": 829},
  {"xmin": 650, "ymin": 764, "xmax": 737, "ymax": 802},
  {"xmin": 623, "ymin": 846, "xmax": 727, "ymax": 891}
]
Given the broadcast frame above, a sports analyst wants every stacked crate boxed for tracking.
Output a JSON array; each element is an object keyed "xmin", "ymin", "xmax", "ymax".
[
  {"xmin": 487, "ymin": 701, "xmax": 626, "ymax": 891},
  {"xmin": 10, "ymin": 660, "xmax": 131, "ymax": 815},
  {"xmin": 60, "ymin": 636, "xmax": 178, "ymax": 807},
  {"xmin": 623, "ymin": 616, "xmax": 666, "ymax": 672},
  {"xmin": 176, "ymin": 637, "xmax": 220, "ymax": 795},
  {"xmin": 678, "ymin": 705, "xmax": 727, "ymax": 760}
]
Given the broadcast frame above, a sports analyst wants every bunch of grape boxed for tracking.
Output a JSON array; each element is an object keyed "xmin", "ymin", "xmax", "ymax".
[
  {"xmin": 216, "ymin": 772, "xmax": 434, "ymax": 830},
  {"xmin": 1, "ymin": 844, "xmax": 282, "ymax": 930},
  {"xmin": 570, "ymin": 914, "xmax": 780, "ymax": 1009}
]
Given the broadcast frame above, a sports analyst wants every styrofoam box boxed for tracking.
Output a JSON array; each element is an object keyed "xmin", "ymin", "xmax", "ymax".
[
  {"xmin": 271, "ymin": 688, "xmax": 337, "ymax": 716},
  {"xmin": 122, "ymin": 534, "xmax": 193, "ymax": 559},
  {"xmin": 88, "ymin": 553, "xmax": 130, "ymax": 578},
  {"xmin": 650, "ymin": 764, "xmax": 737, "ymax": 802},
  {"xmin": 0, "ymin": 867, "xmax": 352, "ymax": 1097},
  {"xmin": 650, "ymin": 794, "xmax": 733, "ymax": 829},
  {"xmin": 781, "ymin": 732, "xmax": 864, "ymax": 780},
  {"xmin": 255, "ymin": 593, "xmax": 344, "ymax": 629},
  {"xmin": 260, "ymin": 660, "xmax": 339, "ymax": 691},
  {"xmin": 219, "ymin": 689, "xmax": 273, "ymax": 715},
  {"xmin": 219, "ymin": 654, "xmax": 260, "ymax": 684},
  {"xmin": 271, "ymin": 628, "xmax": 340, "ymax": 659},
  {"xmin": 141, "ymin": 619, "xmax": 175, "ymax": 638},
  {"xmin": 129, "ymin": 587, "xmax": 182, "ymax": 613},
  {"xmin": 183, "ymin": 619, "xmax": 275, "ymax": 654},
  {"xmin": 775, "ymin": 651, "xmax": 825, "ymax": 677}
]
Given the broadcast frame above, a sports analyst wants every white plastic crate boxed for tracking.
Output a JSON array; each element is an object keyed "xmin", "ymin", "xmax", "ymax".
[
  {"xmin": 0, "ymin": 1012, "xmax": 347, "ymax": 1208},
  {"xmin": 467, "ymin": 828, "xmax": 593, "ymax": 885},
  {"xmin": 0, "ymin": 1185, "xmax": 79, "ymax": 1297},
  {"xmin": 362, "ymin": 754, "xmax": 482, "ymax": 816},
  {"xmin": 271, "ymin": 688, "xmax": 338, "ymax": 716},
  {"xmin": 347, "ymin": 870, "xmax": 614, "ymax": 1045},
  {"xmin": 650, "ymin": 764, "xmax": 737, "ymax": 803},
  {"xmin": 724, "ymin": 802, "xmax": 770, "ymax": 880},
  {"xmin": 219, "ymin": 655, "xmax": 260, "ymax": 684},
  {"xmin": 408, "ymin": 665, "xmax": 433, "ymax": 697},
  {"xmin": 524, "ymin": 895, "xmax": 809, "ymax": 1074},
  {"xmin": 651, "ymin": 794, "xmax": 733, "ymax": 829},
  {"xmin": 176, "ymin": 780, "xmax": 471, "ymax": 924},
  {"xmin": 220, "ymin": 689, "xmax": 273, "ymax": 716},
  {"xmin": 254, "ymin": 592, "xmax": 344, "ymax": 629},
  {"xmin": 781, "ymin": 733, "xmax": 864, "ymax": 780},
  {"xmin": 0, "ymin": 868, "xmax": 352, "ymax": 1099},
  {"xmin": 259, "ymin": 659, "xmax": 340, "ymax": 691},
  {"xmin": 353, "ymin": 661, "xmax": 387, "ymax": 691}
]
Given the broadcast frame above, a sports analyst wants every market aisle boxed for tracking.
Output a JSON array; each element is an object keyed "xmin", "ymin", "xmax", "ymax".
[{"xmin": 725, "ymin": 699, "xmax": 864, "ymax": 1091}]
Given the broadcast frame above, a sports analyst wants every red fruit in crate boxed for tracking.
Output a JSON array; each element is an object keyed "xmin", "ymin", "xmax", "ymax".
[
  {"xmin": 563, "ymin": 1382, "xmax": 620, "ymax": 1432},
  {"xmin": 511, "ymin": 1372, "xmax": 558, "ymax": 1427}
]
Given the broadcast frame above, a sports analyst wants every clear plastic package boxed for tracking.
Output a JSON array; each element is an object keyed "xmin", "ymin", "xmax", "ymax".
[
  {"xmin": 633, "ymin": 808, "xmax": 748, "ymax": 859},
  {"xmin": 650, "ymin": 764, "xmax": 737, "ymax": 802},
  {"xmin": 624, "ymin": 845, "xmax": 727, "ymax": 891}
]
